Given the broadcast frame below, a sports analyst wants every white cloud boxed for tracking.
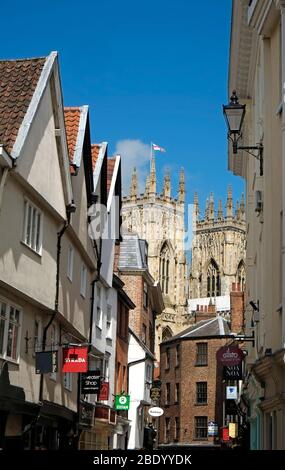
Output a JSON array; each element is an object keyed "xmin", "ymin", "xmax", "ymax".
[{"xmin": 115, "ymin": 139, "xmax": 150, "ymax": 195}]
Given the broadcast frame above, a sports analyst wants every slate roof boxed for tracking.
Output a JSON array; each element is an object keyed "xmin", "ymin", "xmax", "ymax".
[
  {"xmin": 0, "ymin": 56, "xmax": 46, "ymax": 153},
  {"xmin": 165, "ymin": 316, "xmax": 231, "ymax": 343},
  {"xmin": 64, "ymin": 107, "xmax": 81, "ymax": 172},
  {"xmin": 118, "ymin": 233, "xmax": 148, "ymax": 271}
]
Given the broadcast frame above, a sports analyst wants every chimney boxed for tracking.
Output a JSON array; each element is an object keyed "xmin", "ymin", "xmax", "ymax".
[
  {"xmin": 230, "ymin": 282, "xmax": 244, "ymax": 333},
  {"xmin": 195, "ymin": 302, "xmax": 216, "ymax": 323}
]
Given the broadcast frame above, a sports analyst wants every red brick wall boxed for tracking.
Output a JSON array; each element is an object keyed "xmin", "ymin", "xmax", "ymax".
[
  {"xmin": 159, "ymin": 337, "xmax": 228, "ymax": 446},
  {"xmin": 115, "ymin": 298, "xmax": 129, "ymax": 395},
  {"xmin": 230, "ymin": 282, "xmax": 244, "ymax": 334},
  {"xmin": 120, "ymin": 273, "xmax": 154, "ymax": 352}
]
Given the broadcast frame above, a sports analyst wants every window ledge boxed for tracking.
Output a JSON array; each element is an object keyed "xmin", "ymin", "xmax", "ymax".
[
  {"xmin": 21, "ymin": 240, "xmax": 42, "ymax": 257},
  {"xmin": 195, "ymin": 364, "xmax": 208, "ymax": 367},
  {"xmin": 0, "ymin": 356, "xmax": 19, "ymax": 366},
  {"xmin": 195, "ymin": 402, "xmax": 208, "ymax": 406}
]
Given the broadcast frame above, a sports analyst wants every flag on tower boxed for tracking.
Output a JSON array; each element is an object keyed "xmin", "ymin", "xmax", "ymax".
[{"xmin": 152, "ymin": 142, "xmax": 166, "ymax": 152}]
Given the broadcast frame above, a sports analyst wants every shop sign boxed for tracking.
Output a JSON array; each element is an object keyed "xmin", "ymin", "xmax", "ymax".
[
  {"xmin": 223, "ymin": 363, "xmax": 242, "ymax": 380},
  {"xmin": 35, "ymin": 350, "xmax": 58, "ymax": 374},
  {"xmin": 150, "ymin": 387, "xmax": 161, "ymax": 401},
  {"xmin": 229, "ymin": 422, "xmax": 238, "ymax": 438},
  {"xmin": 115, "ymin": 394, "xmax": 130, "ymax": 410},
  {"xmin": 221, "ymin": 426, "xmax": 230, "ymax": 442},
  {"xmin": 148, "ymin": 407, "xmax": 164, "ymax": 417},
  {"xmin": 226, "ymin": 386, "xmax": 238, "ymax": 400},
  {"xmin": 79, "ymin": 401, "xmax": 95, "ymax": 427},
  {"xmin": 98, "ymin": 381, "xmax": 109, "ymax": 401},
  {"xmin": 81, "ymin": 370, "xmax": 101, "ymax": 394},
  {"xmin": 216, "ymin": 345, "xmax": 244, "ymax": 366},
  {"xmin": 62, "ymin": 347, "xmax": 88, "ymax": 373},
  {"xmin": 208, "ymin": 421, "xmax": 218, "ymax": 437}
]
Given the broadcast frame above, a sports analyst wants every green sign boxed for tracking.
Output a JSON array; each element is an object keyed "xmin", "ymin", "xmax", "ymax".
[{"xmin": 115, "ymin": 394, "xmax": 130, "ymax": 410}]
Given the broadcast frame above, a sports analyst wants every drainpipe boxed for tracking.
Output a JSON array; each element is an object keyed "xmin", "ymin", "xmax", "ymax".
[
  {"xmin": 39, "ymin": 204, "xmax": 75, "ymax": 403},
  {"xmin": 88, "ymin": 240, "xmax": 102, "ymax": 353}
]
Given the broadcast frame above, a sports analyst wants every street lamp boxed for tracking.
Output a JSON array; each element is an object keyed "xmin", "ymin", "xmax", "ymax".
[{"xmin": 223, "ymin": 90, "xmax": 263, "ymax": 176}]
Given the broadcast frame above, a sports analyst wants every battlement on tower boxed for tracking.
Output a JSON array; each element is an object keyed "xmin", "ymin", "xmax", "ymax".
[
  {"xmin": 123, "ymin": 156, "xmax": 185, "ymax": 207},
  {"xmin": 193, "ymin": 186, "xmax": 246, "ymax": 233}
]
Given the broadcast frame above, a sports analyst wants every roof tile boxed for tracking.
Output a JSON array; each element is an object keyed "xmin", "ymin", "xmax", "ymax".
[
  {"xmin": 0, "ymin": 57, "xmax": 46, "ymax": 153},
  {"xmin": 91, "ymin": 144, "xmax": 100, "ymax": 172},
  {"xmin": 64, "ymin": 107, "xmax": 81, "ymax": 173}
]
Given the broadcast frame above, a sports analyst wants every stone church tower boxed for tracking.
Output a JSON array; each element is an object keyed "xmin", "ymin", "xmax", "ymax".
[
  {"xmin": 189, "ymin": 187, "xmax": 246, "ymax": 301},
  {"xmin": 122, "ymin": 157, "xmax": 188, "ymax": 354}
]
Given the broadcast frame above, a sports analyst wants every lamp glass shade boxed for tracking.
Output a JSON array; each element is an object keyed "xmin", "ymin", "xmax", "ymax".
[{"xmin": 223, "ymin": 104, "xmax": 245, "ymax": 134}]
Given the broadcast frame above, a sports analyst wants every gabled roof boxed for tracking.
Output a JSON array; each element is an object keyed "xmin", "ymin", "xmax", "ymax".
[
  {"xmin": 91, "ymin": 144, "xmax": 101, "ymax": 172},
  {"xmin": 0, "ymin": 56, "xmax": 46, "ymax": 153},
  {"xmin": 107, "ymin": 158, "xmax": 116, "ymax": 195},
  {"xmin": 64, "ymin": 105, "xmax": 89, "ymax": 175},
  {"xmin": 163, "ymin": 316, "xmax": 231, "ymax": 344}
]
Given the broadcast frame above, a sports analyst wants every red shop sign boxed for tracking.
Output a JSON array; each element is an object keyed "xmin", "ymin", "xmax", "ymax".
[
  {"xmin": 62, "ymin": 347, "xmax": 88, "ymax": 373},
  {"xmin": 98, "ymin": 382, "xmax": 109, "ymax": 401},
  {"xmin": 216, "ymin": 345, "xmax": 244, "ymax": 366},
  {"xmin": 221, "ymin": 426, "xmax": 230, "ymax": 442}
]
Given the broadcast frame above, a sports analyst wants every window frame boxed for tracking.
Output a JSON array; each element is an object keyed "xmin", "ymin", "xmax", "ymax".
[
  {"xmin": 80, "ymin": 264, "xmax": 87, "ymax": 298},
  {"xmin": 196, "ymin": 342, "xmax": 208, "ymax": 366},
  {"xmin": 0, "ymin": 297, "xmax": 22, "ymax": 364},
  {"xmin": 196, "ymin": 382, "xmax": 208, "ymax": 405},
  {"xmin": 106, "ymin": 305, "xmax": 112, "ymax": 340},
  {"xmin": 67, "ymin": 245, "xmax": 74, "ymax": 282},
  {"xmin": 195, "ymin": 416, "xmax": 208, "ymax": 440},
  {"xmin": 22, "ymin": 199, "xmax": 43, "ymax": 255},
  {"xmin": 63, "ymin": 372, "xmax": 72, "ymax": 392},
  {"xmin": 96, "ymin": 285, "xmax": 103, "ymax": 330}
]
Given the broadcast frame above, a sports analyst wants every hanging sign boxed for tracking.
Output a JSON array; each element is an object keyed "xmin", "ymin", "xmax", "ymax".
[
  {"xmin": 81, "ymin": 370, "xmax": 101, "ymax": 394},
  {"xmin": 115, "ymin": 394, "xmax": 130, "ymax": 410},
  {"xmin": 223, "ymin": 363, "xmax": 242, "ymax": 380},
  {"xmin": 216, "ymin": 345, "xmax": 244, "ymax": 366},
  {"xmin": 226, "ymin": 386, "xmax": 238, "ymax": 399},
  {"xmin": 62, "ymin": 347, "xmax": 88, "ymax": 373},
  {"xmin": 35, "ymin": 350, "xmax": 58, "ymax": 374},
  {"xmin": 98, "ymin": 382, "xmax": 109, "ymax": 401},
  {"xmin": 208, "ymin": 421, "xmax": 219, "ymax": 437},
  {"xmin": 148, "ymin": 407, "xmax": 164, "ymax": 417}
]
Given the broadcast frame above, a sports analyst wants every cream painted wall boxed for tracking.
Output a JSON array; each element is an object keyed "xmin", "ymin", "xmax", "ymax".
[
  {"xmin": 16, "ymin": 83, "xmax": 66, "ymax": 219},
  {"xmin": 0, "ymin": 176, "xmax": 58, "ymax": 310}
]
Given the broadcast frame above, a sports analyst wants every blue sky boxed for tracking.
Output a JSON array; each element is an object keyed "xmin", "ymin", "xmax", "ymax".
[{"xmin": 2, "ymin": 0, "xmax": 244, "ymax": 213}]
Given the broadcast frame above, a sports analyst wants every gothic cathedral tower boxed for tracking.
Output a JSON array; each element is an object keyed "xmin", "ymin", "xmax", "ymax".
[
  {"xmin": 189, "ymin": 187, "xmax": 246, "ymax": 301},
  {"xmin": 122, "ymin": 157, "xmax": 188, "ymax": 354}
]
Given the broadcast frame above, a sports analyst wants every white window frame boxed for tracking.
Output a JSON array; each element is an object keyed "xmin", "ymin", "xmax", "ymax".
[
  {"xmin": 106, "ymin": 305, "xmax": 112, "ymax": 339},
  {"xmin": 104, "ymin": 353, "xmax": 110, "ymax": 381},
  {"xmin": 49, "ymin": 323, "xmax": 59, "ymax": 382},
  {"xmin": 80, "ymin": 264, "xmax": 87, "ymax": 298},
  {"xmin": 33, "ymin": 316, "xmax": 43, "ymax": 356},
  {"xmin": 0, "ymin": 297, "xmax": 22, "ymax": 363},
  {"xmin": 96, "ymin": 285, "xmax": 103, "ymax": 330},
  {"xmin": 63, "ymin": 372, "xmax": 72, "ymax": 392},
  {"xmin": 22, "ymin": 199, "xmax": 43, "ymax": 255},
  {"xmin": 67, "ymin": 245, "xmax": 74, "ymax": 282}
]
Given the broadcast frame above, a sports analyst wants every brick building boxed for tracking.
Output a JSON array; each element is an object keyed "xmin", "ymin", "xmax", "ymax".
[{"xmin": 159, "ymin": 285, "xmax": 244, "ymax": 447}]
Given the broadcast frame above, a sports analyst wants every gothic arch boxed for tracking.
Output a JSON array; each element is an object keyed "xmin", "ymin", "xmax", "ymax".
[
  {"xmin": 162, "ymin": 326, "xmax": 173, "ymax": 342},
  {"xmin": 159, "ymin": 241, "xmax": 174, "ymax": 295},
  {"xmin": 236, "ymin": 260, "xmax": 245, "ymax": 290},
  {"xmin": 206, "ymin": 258, "xmax": 221, "ymax": 297}
]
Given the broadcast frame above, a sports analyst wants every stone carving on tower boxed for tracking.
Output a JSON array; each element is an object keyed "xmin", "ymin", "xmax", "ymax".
[
  {"xmin": 189, "ymin": 186, "xmax": 246, "ymax": 305},
  {"xmin": 122, "ymin": 157, "xmax": 187, "ymax": 357}
]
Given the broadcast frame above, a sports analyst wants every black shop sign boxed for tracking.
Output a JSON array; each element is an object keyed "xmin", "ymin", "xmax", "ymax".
[{"xmin": 81, "ymin": 370, "xmax": 101, "ymax": 394}]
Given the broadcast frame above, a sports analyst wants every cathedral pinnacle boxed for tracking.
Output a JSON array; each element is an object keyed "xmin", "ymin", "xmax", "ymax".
[
  {"xmin": 149, "ymin": 156, "xmax": 156, "ymax": 195},
  {"xmin": 163, "ymin": 171, "xmax": 171, "ymax": 198},
  {"xmin": 226, "ymin": 185, "xmax": 233, "ymax": 218},
  {"xmin": 130, "ymin": 167, "xmax": 137, "ymax": 198},
  {"xmin": 208, "ymin": 193, "xmax": 214, "ymax": 221},
  {"xmin": 194, "ymin": 192, "xmax": 199, "ymax": 219},
  {"xmin": 217, "ymin": 199, "xmax": 223, "ymax": 219},
  {"xmin": 178, "ymin": 167, "xmax": 185, "ymax": 203}
]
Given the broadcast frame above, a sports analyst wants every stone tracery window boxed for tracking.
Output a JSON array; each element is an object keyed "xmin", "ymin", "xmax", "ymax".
[
  {"xmin": 160, "ymin": 242, "xmax": 170, "ymax": 294},
  {"xmin": 236, "ymin": 260, "xmax": 245, "ymax": 290},
  {"xmin": 207, "ymin": 259, "xmax": 221, "ymax": 297},
  {"xmin": 162, "ymin": 326, "xmax": 173, "ymax": 342}
]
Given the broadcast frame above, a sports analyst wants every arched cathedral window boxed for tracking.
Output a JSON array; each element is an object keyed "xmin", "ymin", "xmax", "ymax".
[
  {"xmin": 236, "ymin": 261, "xmax": 245, "ymax": 290},
  {"xmin": 207, "ymin": 259, "xmax": 221, "ymax": 297},
  {"xmin": 162, "ymin": 326, "xmax": 173, "ymax": 342},
  {"xmin": 160, "ymin": 243, "xmax": 170, "ymax": 294}
]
